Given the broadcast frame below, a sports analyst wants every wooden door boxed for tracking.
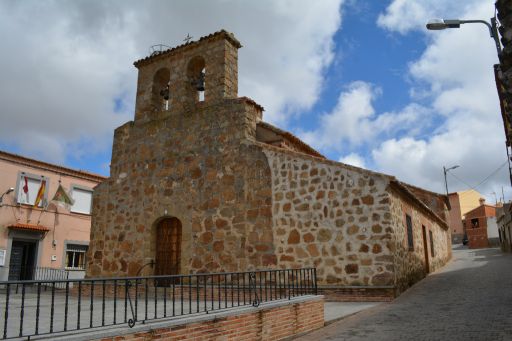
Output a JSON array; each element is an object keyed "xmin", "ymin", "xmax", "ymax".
[
  {"xmin": 422, "ymin": 225, "xmax": 430, "ymax": 274},
  {"xmin": 155, "ymin": 218, "xmax": 182, "ymax": 278}
]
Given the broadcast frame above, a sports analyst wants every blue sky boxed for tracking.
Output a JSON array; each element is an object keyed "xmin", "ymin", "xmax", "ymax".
[{"xmin": 0, "ymin": 0, "xmax": 508, "ymax": 201}]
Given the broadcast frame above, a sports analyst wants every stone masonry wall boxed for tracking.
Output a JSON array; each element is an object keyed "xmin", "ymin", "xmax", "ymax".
[
  {"xmin": 262, "ymin": 146, "xmax": 396, "ymax": 287},
  {"xmin": 87, "ymin": 99, "xmax": 275, "ymax": 277},
  {"xmin": 388, "ymin": 188, "xmax": 451, "ymax": 294}
]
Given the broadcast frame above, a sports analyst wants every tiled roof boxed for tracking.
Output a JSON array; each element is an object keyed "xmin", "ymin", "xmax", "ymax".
[
  {"xmin": 0, "ymin": 150, "xmax": 106, "ymax": 182},
  {"xmin": 389, "ymin": 180, "xmax": 449, "ymax": 230},
  {"xmin": 238, "ymin": 96, "xmax": 264, "ymax": 112},
  {"xmin": 134, "ymin": 30, "xmax": 242, "ymax": 68},
  {"xmin": 8, "ymin": 223, "xmax": 50, "ymax": 232},
  {"xmin": 257, "ymin": 121, "xmax": 325, "ymax": 159}
]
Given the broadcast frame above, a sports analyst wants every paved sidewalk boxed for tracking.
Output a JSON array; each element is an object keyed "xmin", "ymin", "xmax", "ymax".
[
  {"xmin": 324, "ymin": 302, "xmax": 381, "ymax": 324},
  {"xmin": 296, "ymin": 247, "xmax": 512, "ymax": 341}
]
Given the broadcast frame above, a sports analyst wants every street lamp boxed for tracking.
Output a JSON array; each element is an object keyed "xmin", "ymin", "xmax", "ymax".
[
  {"xmin": 443, "ymin": 165, "xmax": 459, "ymax": 197},
  {"xmin": 0, "ymin": 187, "xmax": 14, "ymax": 207},
  {"xmin": 426, "ymin": 18, "xmax": 502, "ymax": 57}
]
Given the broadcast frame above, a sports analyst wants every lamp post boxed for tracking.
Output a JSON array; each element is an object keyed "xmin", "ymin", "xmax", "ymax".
[
  {"xmin": 443, "ymin": 165, "xmax": 459, "ymax": 197},
  {"xmin": 426, "ymin": 18, "xmax": 502, "ymax": 57},
  {"xmin": 0, "ymin": 187, "xmax": 14, "ymax": 207}
]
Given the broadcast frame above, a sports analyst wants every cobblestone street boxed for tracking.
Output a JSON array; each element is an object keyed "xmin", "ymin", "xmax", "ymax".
[{"xmin": 297, "ymin": 246, "xmax": 512, "ymax": 341}]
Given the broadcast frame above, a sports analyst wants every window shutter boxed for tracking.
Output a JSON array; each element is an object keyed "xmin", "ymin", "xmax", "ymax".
[{"xmin": 71, "ymin": 188, "xmax": 93, "ymax": 214}]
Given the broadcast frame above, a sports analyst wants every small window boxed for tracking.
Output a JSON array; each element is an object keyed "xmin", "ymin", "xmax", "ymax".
[
  {"xmin": 429, "ymin": 230, "xmax": 435, "ymax": 257},
  {"xmin": 65, "ymin": 244, "xmax": 88, "ymax": 270},
  {"xmin": 16, "ymin": 172, "xmax": 49, "ymax": 207},
  {"xmin": 406, "ymin": 214, "xmax": 414, "ymax": 251},
  {"xmin": 0, "ymin": 249, "xmax": 5, "ymax": 266},
  {"xmin": 71, "ymin": 187, "xmax": 93, "ymax": 214},
  {"xmin": 471, "ymin": 218, "xmax": 479, "ymax": 228}
]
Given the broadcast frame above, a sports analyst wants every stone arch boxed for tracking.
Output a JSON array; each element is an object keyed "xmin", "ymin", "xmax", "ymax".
[
  {"xmin": 186, "ymin": 55, "xmax": 206, "ymax": 102},
  {"xmin": 153, "ymin": 216, "xmax": 182, "ymax": 276},
  {"xmin": 151, "ymin": 67, "xmax": 171, "ymax": 111}
]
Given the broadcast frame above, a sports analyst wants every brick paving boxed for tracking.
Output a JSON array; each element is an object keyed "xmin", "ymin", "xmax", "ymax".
[{"xmin": 297, "ymin": 246, "xmax": 512, "ymax": 341}]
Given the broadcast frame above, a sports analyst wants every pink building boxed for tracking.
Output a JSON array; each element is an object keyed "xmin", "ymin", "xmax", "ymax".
[{"xmin": 0, "ymin": 150, "xmax": 104, "ymax": 281}]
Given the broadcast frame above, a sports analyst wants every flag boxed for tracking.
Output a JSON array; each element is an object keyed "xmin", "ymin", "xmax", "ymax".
[
  {"xmin": 33, "ymin": 180, "xmax": 46, "ymax": 208},
  {"xmin": 51, "ymin": 184, "xmax": 74, "ymax": 210},
  {"xmin": 22, "ymin": 176, "xmax": 29, "ymax": 203}
]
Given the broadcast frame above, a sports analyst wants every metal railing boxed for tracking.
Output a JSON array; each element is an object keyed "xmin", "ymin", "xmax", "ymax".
[
  {"xmin": 7, "ymin": 266, "xmax": 70, "ymax": 282},
  {"xmin": 0, "ymin": 268, "xmax": 317, "ymax": 340}
]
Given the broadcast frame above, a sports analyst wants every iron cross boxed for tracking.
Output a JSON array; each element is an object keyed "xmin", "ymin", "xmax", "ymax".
[{"xmin": 183, "ymin": 33, "xmax": 193, "ymax": 43}]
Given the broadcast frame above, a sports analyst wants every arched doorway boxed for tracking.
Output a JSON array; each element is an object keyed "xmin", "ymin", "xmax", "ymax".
[{"xmin": 155, "ymin": 217, "xmax": 182, "ymax": 277}]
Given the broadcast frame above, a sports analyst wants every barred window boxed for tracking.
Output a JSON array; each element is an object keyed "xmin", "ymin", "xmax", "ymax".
[
  {"xmin": 406, "ymin": 214, "xmax": 414, "ymax": 251},
  {"xmin": 66, "ymin": 244, "xmax": 88, "ymax": 270}
]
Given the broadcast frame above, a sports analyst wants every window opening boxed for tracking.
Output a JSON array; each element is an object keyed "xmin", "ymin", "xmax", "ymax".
[
  {"xmin": 406, "ymin": 214, "xmax": 414, "ymax": 251},
  {"xmin": 471, "ymin": 218, "xmax": 479, "ymax": 228},
  {"xmin": 17, "ymin": 173, "xmax": 48, "ymax": 207},
  {"xmin": 71, "ymin": 186, "xmax": 93, "ymax": 214},
  {"xmin": 66, "ymin": 244, "xmax": 88, "ymax": 270},
  {"xmin": 429, "ymin": 230, "xmax": 435, "ymax": 257}
]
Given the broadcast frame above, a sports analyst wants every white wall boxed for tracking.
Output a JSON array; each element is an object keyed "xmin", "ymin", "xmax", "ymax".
[{"xmin": 487, "ymin": 217, "xmax": 499, "ymax": 239}]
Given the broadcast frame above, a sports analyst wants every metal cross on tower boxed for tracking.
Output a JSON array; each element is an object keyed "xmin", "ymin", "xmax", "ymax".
[{"xmin": 183, "ymin": 33, "xmax": 193, "ymax": 43}]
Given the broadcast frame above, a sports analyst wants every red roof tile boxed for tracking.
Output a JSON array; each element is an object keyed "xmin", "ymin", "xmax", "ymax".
[{"xmin": 8, "ymin": 223, "xmax": 50, "ymax": 232}]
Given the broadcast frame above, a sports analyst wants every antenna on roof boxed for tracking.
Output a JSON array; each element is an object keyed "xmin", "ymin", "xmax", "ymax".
[{"xmin": 149, "ymin": 44, "xmax": 171, "ymax": 56}]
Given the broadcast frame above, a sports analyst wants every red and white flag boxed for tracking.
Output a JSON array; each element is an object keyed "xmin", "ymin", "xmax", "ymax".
[{"xmin": 22, "ymin": 176, "xmax": 29, "ymax": 202}]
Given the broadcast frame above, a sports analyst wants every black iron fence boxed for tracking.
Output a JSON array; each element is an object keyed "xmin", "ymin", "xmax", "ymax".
[{"xmin": 0, "ymin": 268, "xmax": 317, "ymax": 340}]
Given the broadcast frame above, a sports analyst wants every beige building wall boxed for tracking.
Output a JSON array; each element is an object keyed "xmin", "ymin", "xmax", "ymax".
[
  {"xmin": 0, "ymin": 151, "xmax": 104, "ymax": 280},
  {"xmin": 458, "ymin": 190, "xmax": 483, "ymax": 217}
]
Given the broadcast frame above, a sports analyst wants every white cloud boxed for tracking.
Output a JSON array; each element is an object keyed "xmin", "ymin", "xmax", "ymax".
[
  {"xmin": 0, "ymin": 0, "xmax": 343, "ymax": 164},
  {"xmin": 300, "ymin": 81, "xmax": 378, "ymax": 149},
  {"xmin": 299, "ymin": 81, "xmax": 429, "ymax": 152},
  {"xmin": 339, "ymin": 153, "xmax": 366, "ymax": 168},
  {"xmin": 374, "ymin": 0, "xmax": 509, "ymax": 198},
  {"xmin": 377, "ymin": 0, "xmax": 483, "ymax": 34}
]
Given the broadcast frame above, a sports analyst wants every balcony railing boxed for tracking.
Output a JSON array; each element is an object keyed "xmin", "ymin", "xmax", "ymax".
[{"xmin": 0, "ymin": 268, "xmax": 317, "ymax": 340}]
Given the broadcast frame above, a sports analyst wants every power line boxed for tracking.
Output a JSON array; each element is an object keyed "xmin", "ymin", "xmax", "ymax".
[
  {"xmin": 474, "ymin": 160, "xmax": 508, "ymax": 189},
  {"xmin": 449, "ymin": 172, "xmax": 475, "ymax": 189},
  {"xmin": 448, "ymin": 160, "xmax": 508, "ymax": 191}
]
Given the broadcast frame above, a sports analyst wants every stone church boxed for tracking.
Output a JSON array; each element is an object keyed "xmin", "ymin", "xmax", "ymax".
[{"xmin": 87, "ymin": 30, "xmax": 452, "ymax": 297}]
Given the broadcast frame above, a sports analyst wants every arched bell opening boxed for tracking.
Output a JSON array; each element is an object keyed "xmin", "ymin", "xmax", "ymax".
[
  {"xmin": 187, "ymin": 56, "xmax": 206, "ymax": 103},
  {"xmin": 151, "ymin": 68, "xmax": 171, "ymax": 111}
]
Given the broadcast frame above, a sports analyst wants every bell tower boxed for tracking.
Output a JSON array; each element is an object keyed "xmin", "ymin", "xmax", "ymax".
[{"xmin": 133, "ymin": 30, "xmax": 242, "ymax": 121}]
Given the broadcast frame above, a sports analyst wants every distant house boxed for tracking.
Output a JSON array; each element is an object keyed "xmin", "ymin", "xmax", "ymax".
[
  {"xmin": 448, "ymin": 190, "xmax": 483, "ymax": 244},
  {"xmin": 86, "ymin": 30, "xmax": 452, "ymax": 300},
  {"xmin": 0, "ymin": 150, "xmax": 105, "ymax": 281},
  {"xmin": 464, "ymin": 198, "xmax": 498, "ymax": 249}
]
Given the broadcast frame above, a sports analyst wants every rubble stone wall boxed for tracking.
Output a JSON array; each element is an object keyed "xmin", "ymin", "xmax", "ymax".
[
  {"xmin": 87, "ymin": 99, "xmax": 274, "ymax": 277},
  {"xmin": 262, "ymin": 146, "xmax": 396, "ymax": 287},
  {"xmin": 388, "ymin": 188, "xmax": 451, "ymax": 294}
]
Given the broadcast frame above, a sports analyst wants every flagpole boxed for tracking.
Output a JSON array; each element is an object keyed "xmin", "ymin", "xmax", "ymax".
[
  {"xmin": 35, "ymin": 176, "xmax": 47, "ymax": 225},
  {"xmin": 51, "ymin": 178, "xmax": 62, "ymax": 249}
]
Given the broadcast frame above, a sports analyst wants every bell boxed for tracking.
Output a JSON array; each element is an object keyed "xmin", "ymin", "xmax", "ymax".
[
  {"xmin": 195, "ymin": 71, "xmax": 205, "ymax": 92},
  {"xmin": 160, "ymin": 85, "xmax": 169, "ymax": 100}
]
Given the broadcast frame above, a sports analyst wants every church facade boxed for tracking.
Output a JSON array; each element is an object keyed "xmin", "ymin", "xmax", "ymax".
[{"xmin": 87, "ymin": 31, "xmax": 451, "ymax": 297}]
